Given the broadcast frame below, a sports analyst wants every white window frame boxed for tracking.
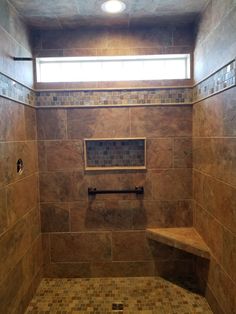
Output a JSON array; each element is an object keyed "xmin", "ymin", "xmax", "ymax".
[{"xmin": 36, "ymin": 54, "xmax": 191, "ymax": 83}]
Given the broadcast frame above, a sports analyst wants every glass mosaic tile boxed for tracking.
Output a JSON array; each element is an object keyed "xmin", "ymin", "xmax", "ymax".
[{"xmin": 85, "ymin": 138, "xmax": 146, "ymax": 170}]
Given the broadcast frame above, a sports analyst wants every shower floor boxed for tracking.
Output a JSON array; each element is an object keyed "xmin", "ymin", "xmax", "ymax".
[{"xmin": 25, "ymin": 277, "xmax": 213, "ymax": 314}]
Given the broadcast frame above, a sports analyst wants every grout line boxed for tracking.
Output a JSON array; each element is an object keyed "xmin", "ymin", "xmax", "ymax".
[
  {"xmin": 194, "ymin": 199, "xmax": 236, "ymax": 237},
  {"xmin": 193, "ymin": 168, "xmax": 236, "ymax": 190}
]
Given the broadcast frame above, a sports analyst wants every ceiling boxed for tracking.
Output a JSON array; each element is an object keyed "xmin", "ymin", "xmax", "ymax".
[{"xmin": 8, "ymin": 0, "xmax": 209, "ymax": 29}]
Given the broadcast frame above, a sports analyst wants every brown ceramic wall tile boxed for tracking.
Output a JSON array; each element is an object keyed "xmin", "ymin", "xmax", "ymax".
[
  {"xmin": 67, "ymin": 108, "xmax": 130, "ymax": 139},
  {"xmin": 193, "ymin": 87, "xmax": 236, "ymax": 138},
  {"xmin": 143, "ymin": 200, "xmax": 193, "ymax": 228},
  {"xmin": 70, "ymin": 200, "xmax": 134, "ymax": 232},
  {"xmin": 112, "ymin": 231, "xmax": 152, "ymax": 261},
  {"xmin": 50, "ymin": 232, "xmax": 112, "ymax": 262},
  {"xmin": 204, "ymin": 286, "xmax": 225, "ymax": 314},
  {"xmin": 0, "ymin": 258, "xmax": 25, "ymax": 314},
  {"xmin": 24, "ymin": 106, "xmax": 37, "ymax": 140},
  {"xmin": 44, "ymin": 262, "xmax": 91, "ymax": 278},
  {"xmin": 194, "ymin": 4, "xmax": 236, "ymax": 81},
  {"xmin": 174, "ymin": 138, "xmax": 192, "ymax": 168},
  {"xmin": 131, "ymin": 106, "xmax": 192, "ymax": 137},
  {"xmin": 91, "ymin": 261, "xmax": 155, "ymax": 277},
  {"xmin": 0, "ymin": 236, "xmax": 42, "ymax": 314},
  {"xmin": 37, "ymin": 141, "xmax": 47, "ymax": 171},
  {"xmin": 146, "ymin": 138, "xmax": 173, "ymax": 169},
  {"xmin": 207, "ymin": 258, "xmax": 236, "ymax": 314},
  {"xmin": 193, "ymin": 94, "xmax": 223, "ymax": 137},
  {"xmin": 154, "ymin": 259, "xmax": 195, "ymax": 279},
  {"xmin": 41, "ymin": 203, "xmax": 69, "ymax": 233},
  {"xmin": 86, "ymin": 171, "xmax": 152, "ymax": 200},
  {"xmin": 152, "ymin": 169, "xmax": 192, "ymax": 200},
  {"xmin": 0, "ymin": 208, "xmax": 40, "ymax": 283},
  {"xmin": 39, "ymin": 172, "xmax": 71, "ymax": 202},
  {"xmin": 44, "ymin": 140, "xmax": 84, "ymax": 171},
  {"xmin": 40, "ymin": 171, "xmax": 88, "ymax": 202},
  {"xmin": 149, "ymin": 240, "xmax": 194, "ymax": 262},
  {"xmin": 193, "ymin": 138, "xmax": 236, "ymax": 187},
  {"xmin": 37, "ymin": 109, "xmax": 67, "ymax": 140},
  {"xmin": 0, "ymin": 100, "xmax": 26, "ymax": 141},
  {"xmin": 193, "ymin": 170, "xmax": 236, "ymax": 234},
  {"xmin": 70, "ymin": 199, "xmax": 193, "ymax": 232},
  {"xmin": 222, "ymin": 87, "xmax": 236, "ymax": 137},
  {"xmin": 39, "ymin": 27, "xmax": 174, "ymax": 51},
  {"xmin": 0, "ymin": 142, "xmax": 15, "ymax": 186},
  {"xmin": 222, "ymin": 228, "xmax": 236, "ymax": 283},
  {"xmin": 42, "ymin": 234, "xmax": 50, "ymax": 266},
  {"xmin": 0, "ymin": 6, "xmax": 40, "ymax": 312},
  {"xmin": 15, "ymin": 141, "xmax": 38, "ymax": 178},
  {"xmin": 0, "ymin": 1, "xmax": 33, "ymax": 87},
  {"xmin": 0, "ymin": 188, "xmax": 7, "ymax": 235},
  {"xmin": 6, "ymin": 174, "xmax": 38, "ymax": 226}
]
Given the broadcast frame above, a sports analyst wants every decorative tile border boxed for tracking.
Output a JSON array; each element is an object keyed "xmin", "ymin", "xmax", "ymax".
[
  {"xmin": 1, "ymin": 59, "xmax": 235, "ymax": 108},
  {"xmin": 193, "ymin": 59, "xmax": 236, "ymax": 102},
  {"xmin": 35, "ymin": 88, "xmax": 193, "ymax": 107},
  {"xmin": 0, "ymin": 72, "xmax": 35, "ymax": 106}
]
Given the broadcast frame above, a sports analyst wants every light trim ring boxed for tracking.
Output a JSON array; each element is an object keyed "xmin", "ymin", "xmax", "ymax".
[{"xmin": 101, "ymin": 0, "xmax": 126, "ymax": 14}]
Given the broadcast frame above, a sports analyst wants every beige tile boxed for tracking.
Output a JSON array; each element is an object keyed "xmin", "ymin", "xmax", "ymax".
[
  {"xmin": 41, "ymin": 203, "xmax": 69, "ymax": 232},
  {"xmin": 152, "ymin": 169, "xmax": 192, "ymax": 200},
  {"xmin": 50, "ymin": 232, "xmax": 112, "ymax": 262}
]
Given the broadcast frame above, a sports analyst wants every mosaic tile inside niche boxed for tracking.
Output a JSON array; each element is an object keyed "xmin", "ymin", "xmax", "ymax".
[
  {"xmin": 85, "ymin": 139, "xmax": 146, "ymax": 168},
  {"xmin": 36, "ymin": 88, "xmax": 193, "ymax": 107},
  {"xmin": 0, "ymin": 72, "xmax": 35, "ymax": 106},
  {"xmin": 25, "ymin": 277, "xmax": 213, "ymax": 314},
  {"xmin": 193, "ymin": 59, "xmax": 236, "ymax": 101}
]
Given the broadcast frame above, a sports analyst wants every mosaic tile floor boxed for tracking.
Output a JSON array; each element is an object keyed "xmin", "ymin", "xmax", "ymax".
[{"xmin": 25, "ymin": 277, "xmax": 213, "ymax": 314}]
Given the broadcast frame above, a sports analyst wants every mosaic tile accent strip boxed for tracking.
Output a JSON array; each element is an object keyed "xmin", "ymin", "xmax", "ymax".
[
  {"xmin": 35, "ymin": 59, "xmax": 236, "ymax": 107},
  {"xmin": 193, "ymin": 59, "xmax": 236, "ymax": 101},
  {"xmin": 0, "ymin": 72, "xmax": 35, "ymax": 106},
  {"xmin": 25, "ymin": 277, "xmax": 213, "ymax": 314},
  {"xmin": 85, "ymin": 139, "xmax": 146, "ymax": 169},
  {"xmin": 36, "ymin": 88, "xmax": 193, "ymax": 107}
]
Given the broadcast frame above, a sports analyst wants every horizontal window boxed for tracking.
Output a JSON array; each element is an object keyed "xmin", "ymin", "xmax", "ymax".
[{"xmin": 36, "ymin": 54, "xmax": 191, "ymax": 83}]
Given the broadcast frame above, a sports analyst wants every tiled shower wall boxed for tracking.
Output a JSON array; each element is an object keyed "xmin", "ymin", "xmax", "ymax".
[
  {"xmin": 34, "ymin": 24, "xmax": 194, "ymax": 278},
  {"xmin": 0, "ymin": 1, "xmax": 42, "ymax": 313},
  {"xmin": 193, "ymin": 1, "xmax": 236, "ymax": 314},
  {"xmin": 38, "ymin": 106, "xmax": 193, "ymax": 277}
]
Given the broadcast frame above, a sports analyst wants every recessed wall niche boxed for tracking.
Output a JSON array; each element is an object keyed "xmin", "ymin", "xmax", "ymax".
[{"xmin": 84, "ymin": 138, "xmax": 146, "ymax": 171}]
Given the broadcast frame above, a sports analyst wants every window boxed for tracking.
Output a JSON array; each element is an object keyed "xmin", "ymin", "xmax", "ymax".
[{"xmin": 36, "ymin": 54, "xmax": 191, "ymax": 83}]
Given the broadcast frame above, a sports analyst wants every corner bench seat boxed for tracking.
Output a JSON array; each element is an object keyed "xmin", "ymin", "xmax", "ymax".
[{"xmin": 146, "ymin": 227, "xmax": 210, "ymax": 260}]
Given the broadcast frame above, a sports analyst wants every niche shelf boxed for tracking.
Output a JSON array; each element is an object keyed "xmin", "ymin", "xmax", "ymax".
[
  {"xmin": 84, "ymin": 138, "xmax": 146, "ymax": 171},
  {"xmin": 146, "ymin": 227, "xmax": 210, "ymax": 259}
]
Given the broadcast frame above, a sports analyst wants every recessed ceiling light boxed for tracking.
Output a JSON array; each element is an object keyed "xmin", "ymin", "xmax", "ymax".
[{"xmin": 101, "ymin": 0, "xmax": 126, "ymax": 14}]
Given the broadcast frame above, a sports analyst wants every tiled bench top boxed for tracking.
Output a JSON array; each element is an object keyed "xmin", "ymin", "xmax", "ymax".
[{"xmin": 146, "ymin": 227, "xmax": 211, "ymax": 260}]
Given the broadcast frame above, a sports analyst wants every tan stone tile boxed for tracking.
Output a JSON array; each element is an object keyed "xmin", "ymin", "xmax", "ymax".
[
  {"xmin": 24, "ymin": 106, "xmax": 37, "ymax": 140},
  {"xmin": 70, "ymin": 200, "xmax": 134, "ymax": 231},
  {"xmin": 222, "ymin": 229, "xmax": 236, "ymax": 283},
  {"xmin": 41, "ymin": 203, "xmax": 69, "ymax": 232},
  {"xmin": 50, "ymin": 232, "xmax": 112, "ymax": 262},
  {"xmin": 0, "ymin": 187, "xmax": 7, "ymax": 234},
  {"xmin": 112, "ymin": 231, "xmax": 152, "ymax": 261},
  {"xmin": 174, "ymin": 138, "xmax": 192, "ymax": 168},
  {"xmin": 45, "ymin": 140, "xmax": 84, "ymax": 171},
  {"xmin": 146, "ymin": 138, "xmax": 173, "ymax": 169},
  {"xmin": 44, "ymin": 262, "xmax": 91, "ymax": 278},
  {"xmin": 152, "ymin": 169, "xmax": 192, "ymax": 200},
  {"xmin": 37, "ymin": 109, "xmax": 67, "ymax": 140},
  {"xmin": 7, "ymin": 174, "xmax": 38, "ymax": 226},
  {"xmin": 193, "ymin": 137, "xmax": 236, "ymax": 187},
  {"xmin": 91, "ymin": 261, "xmax": 155, "ymax": 277},
  {"xmin": 131, "ymin": 106, "xmax": 192, "ymax": 137},
  {"xmin": 67, "ymin": 108, "xmax": 130, "ymax": 139}
]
